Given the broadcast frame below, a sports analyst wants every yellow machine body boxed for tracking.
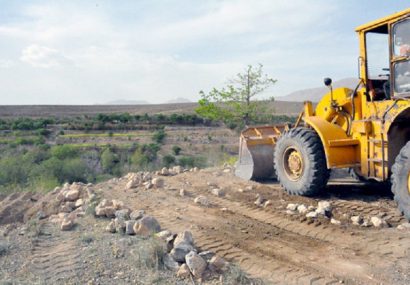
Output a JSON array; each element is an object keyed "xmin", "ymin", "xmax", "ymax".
[{"xmin": 235, "ymin": 8, "xmax": 410, "ymax": 182}]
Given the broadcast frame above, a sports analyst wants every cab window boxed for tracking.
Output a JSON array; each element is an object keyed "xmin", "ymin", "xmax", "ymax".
[{"xmin": 393, "ymin": 18, "xmax": 410, "ymax": 57}]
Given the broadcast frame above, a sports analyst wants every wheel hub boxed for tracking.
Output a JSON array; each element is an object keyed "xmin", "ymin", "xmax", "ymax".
[
  {"xmin": 283, "ymin": 147, "xmax": 304, "ymax": 181},
  {"xmin": 408, "ymin": 171, "xmax": 410, "ymax": 194}
]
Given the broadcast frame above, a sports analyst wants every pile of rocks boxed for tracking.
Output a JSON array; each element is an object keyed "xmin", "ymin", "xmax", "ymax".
[
  {"xmin": 350, "ymin": 215, "xmax": 388, "ymax": 228},
  {"xmin": 48, "ymin": 182, "xmax": 95, "ymax": 231},
  {"xmin": 286, "ymin": 201, "xmax": 333, "ymax": 219},
  {"xmin": 160, "ymin": 230, "xmax": 228, "ymax": 279},
  {"xmin": 103, "ymin": 206, "xmax": 228, "ymax": 280}
]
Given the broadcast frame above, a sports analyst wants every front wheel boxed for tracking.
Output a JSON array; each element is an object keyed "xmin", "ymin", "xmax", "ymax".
[
  {"xmin": 391, "ymin": 141, "xmax": 410, "ymax": 220},
  {"xmin": 274, "ymin": 127, "xmax": 330, "ymax": 196}
]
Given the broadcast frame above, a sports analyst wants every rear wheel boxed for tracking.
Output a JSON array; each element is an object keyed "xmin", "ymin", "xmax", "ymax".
[
  {"xmin": 391, "ymin": 141, "xmax": 410, "ymax": 220},
  {"xmin": 274, "ymin": 128, "xmax": 330, "ymax": 196}
]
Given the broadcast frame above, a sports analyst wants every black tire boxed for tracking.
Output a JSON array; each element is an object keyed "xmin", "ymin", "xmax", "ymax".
[
  {"xmin": 391, "ymin": 141, "xmax": 410, "ymax": 220},
  {"xmin": 274, "ymin": 127, "xmax": 330, "ymax": 196}
]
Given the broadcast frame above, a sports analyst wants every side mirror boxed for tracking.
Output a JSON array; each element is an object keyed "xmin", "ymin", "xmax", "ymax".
[{"xmin": 324, "ymin": 77, "xmax": 332, "ymax": 87}]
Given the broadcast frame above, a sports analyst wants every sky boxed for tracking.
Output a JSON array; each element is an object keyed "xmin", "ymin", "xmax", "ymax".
[{"xmin": 0, "ymin": 1, "xmax": 409, "ymax": 105}]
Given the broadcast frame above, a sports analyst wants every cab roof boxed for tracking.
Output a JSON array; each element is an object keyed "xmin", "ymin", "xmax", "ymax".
[{"xmin": 355, "ymin": 8, "xmax": 410, "ymax": 33}]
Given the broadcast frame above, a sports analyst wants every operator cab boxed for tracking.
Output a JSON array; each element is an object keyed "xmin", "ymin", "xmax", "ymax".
[{"xmin": 357, "ymin": 9, "xmax": 410, "ymax": 100}]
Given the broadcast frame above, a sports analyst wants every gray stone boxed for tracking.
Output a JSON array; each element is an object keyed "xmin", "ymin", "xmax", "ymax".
[
  {"xmin": 194, "ymin": 196, "xmax": 209, "ymax": 206},
  {"xmin": 125, "ymin": 220, "xmax": 136, "ymax": 235},
  {"xmin": 209, "ymin": 255, "xmax": 227, "ymax": 271},
  {"xmin": 133, "ymin": 216, "xmax": 161, "ymax": 236},
  {"xmin": 297, "ymin": 204, "xmax": 308, "ymax": 214},
  {"xmin": 316, "ymin": 201, "xmax": 332, "ymax": 216},
  {"xmin": 130, "ymin": 210, "xmax": 145, "ymax": 220},
  {"xmin": 211, "ymin": 188, "xmax": 224, "ymax": 197},
  {"xmin": 286, "ymin": 203, "xmax": 298, "ymax": 211},
  {"xmin": 115, "ymin": 209, "xmax": 131, "ymax": 220},
  {"xmin": 306, "ymin": 211, "xmax": 318, "ymax": 218},
  {"xmin": 106, "ymin": 220, "xmax": 116, "ymax": 233},
  {"xmin": 370, "ymin": 216, "xmax": 388, "ymax": 228},
  {"xmin": 185, "ymin": 251, "xmax": 207, "ymax": 278},
  {"xmin": 152, "ymin": 178, "xmax": 165, "ymax": 188},
  {"xmin": 176, "ymin": 263, "xmax": 191, "ymax": 278},
  {"xmin": 170, "ymin": 242, "xmax": 195, "ymax": 262},
  {"xmin": 60, "ymin": 218, "xmax": 75, "ymax": 231},
  {"xmin": 174, "ymin": 230, "xmax": 193, "ymax": 247},
  {"xmin": 351, "ymin": 215, "xmax": 363, "ymax": 226},
  {"xmin": 198, "ymin": 251, "xmax": 215, "ymax": 261},
  {"xmin": 164, "ymin": 254, "xmax": 180, "ymax": 271},
  {"xmin": 330, "ymin": 218, "xmax": 341, "ymax": 225}
]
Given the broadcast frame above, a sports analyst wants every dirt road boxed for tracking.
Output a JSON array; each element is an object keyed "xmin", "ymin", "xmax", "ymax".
[{"xmin": 100, "ymin": 168, "xmax": 410, "ymax": 284}]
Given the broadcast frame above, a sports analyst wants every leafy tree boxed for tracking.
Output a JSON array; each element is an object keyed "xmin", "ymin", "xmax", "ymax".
[
  {"xmin": 195, "ymin": 64, "xmax": 276, "ymax": 127},
  {"xmin": 152, "ymin": 130, "xmax": 166, "ymax": 144}
]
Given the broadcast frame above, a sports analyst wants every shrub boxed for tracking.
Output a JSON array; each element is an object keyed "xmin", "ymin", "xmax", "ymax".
[
  {"xmin": 178, "ymin": 155, "xmax": 207, "ymax": 168},
  {"xmin": 152, "ymin": 130, "xmax": 166, "ymax": 144},
  {"xmin": 101, "ymin": 148, "xmax": 119, "ymax": 173},
  {"xmin": 172, "ymin": 145, "xmax": 182, "ymax": 155},
  {"xmin": 51, "ymin": 145, "xmax": 78, "ymax": 160},
  {"xmin": 162, "ymin": 155, "xmax": 176, "ymax": 168}
]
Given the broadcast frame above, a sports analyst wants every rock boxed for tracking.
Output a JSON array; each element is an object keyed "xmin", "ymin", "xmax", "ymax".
[
  {"xmin": 397, "ymin": 222, "xmax": 410, "ymax": 230},
  {"xmin": 370, "ymin": 216, "xmax": 388, "ymax": 228},
  {"xmin": 286, "ymin": 203, "xmax": 298, "ymax": 211},
  {"xmin": 316, "ymin": 201, "xmax": 332, "ymax": 216},
  {"xmin": 125, "ymin": 220, "xmax": 136, "ymax": 235},
  {"xmin": 114, "ymin": 218, "xmax": 126, "ymax": 233},
  {"xmin": 285, "ymin": 210, "xmax": 295, "ymax": 215},
  {"xmin": 60, "ymin": 204, "xmax": 73, "ymax": 213},
  {"xmin": 104, "ymin": 206, "xmax": 116, "ymax": 218},
  {"xmin": 36, "ymin": 211, "xmax": 47, "ymax": 220},
  {"xmin": 351, "ymin": 215, "xmax": 363, "ymax": 226},
  {"xmin": 308, "ymin": 206, "xmax": 316, "ymax": 211},
  {"xmin": 155, "ymin": 230, "xmax": 173, "ymax": 240},
  {"xmin": 75, "ymin": 199, "xmax": 84, "ymax": 208},
  {"xmin": 194, "ymin": 196, "xmax": 209, "ymax": 206},
  {"xmin": 209, "ymin": 255, "xmax": 227, "ymax": 271},
  {"xmin": 206, "ymin": 182, "xmax": 217, "ymax": 187},
  {"xmin": 161, "ymin": 167, "xmax": 169, "ymax": 176},
  {"xmin": 306, "ymin": 211, "xmax": 318, "ymax": 218},
  {"xmin": 330, "ymin": 218, "xmax": 341, "ymax": 225},
  {"xmin": 61, "ymin": 218, "xmax": 75, "ymax": 231},
  {"xmin": 179, "ymin": 189, "xmax": 186, "ymax": 197},
  {"xmin": 237, "ymin": 188, "xmax": 244, "ymax": 193},
  {"xmin": 64, "ymin": 189, "xmax": 80, "ymax": 201},
  {"xmin": 144, "ymin": 182, "xmax": 153, "ymax": 190},
  {"xmin": 185, "ymin": 251, "xmax": 207, "ymax": 278},
  {"xmin": 176, "ymin": 264, "xmax": 191, "ymax": 278},
  {"xmin": 164, "ymin": 254, "xmax": 180, "ymax": 271},
  {"xmin": 211, "ymin": 188, "xmax": 224, "ymax": 197},
  {"xmin": 133, "ymin": 216, "xmax": 161, "ymax": 236},
  {"xmin": 174, "ymin": 231, "xmax": 194, "ymax": 247},
  {"xmin": 193, "ymin": 167, "xmax": 199, "ymax": 172},
  {"xmin": 198, "ymin": 251, "xmax": 215, "ymax": 261},
  {"xmin": 297, "ymin": 204, "xmax": 308, "ymax": 214},
  {"xmin": 254, "ymin": 195, "xmax": 264, "ymax": 206},
  {"xmin": 112, "ymin": 200, "xmax": 124, "ymax": 210},
  {"xmin": 95, "ymin": 206, "xmax": 106, "ymax": 217},
  {"xmin": 263, "ymin": 200, "xmax": 272, "ymax": 208},
  {"xmin": 152, "ymin": 178, "xmax": 165, "ymax": 188},
  {"xmin": 106, "ymin": 220, "xmax": 116, "ymax": 233},
  {"xmin": 115, "ymin": 209, "xmax": 131, "ymax": 220},
  {"xmin": 170, "ymin": 242, "xmax": 195, "ymax": 262},
  {"xmin": 173, "ymin": 166, "xmax": 183, "ymax": 174},
  {"xmin": 126, "ymin": 178, "xmax": 140, "ymax": 189},
  {"xmin": 99, "ymin": 199, "xmax": 113, "ymax": 207},
  {"xmin": 245, "ymin": 185, "xmax": 254, "ymax": 191},
  {"xmin": 130, "ymin": 210, "xmax": 145, "ymax": 220}
]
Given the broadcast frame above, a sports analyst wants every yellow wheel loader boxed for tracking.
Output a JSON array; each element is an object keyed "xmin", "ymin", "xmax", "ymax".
[{"xmin": 235, "ymin": 8, "xmax": 410, "ymax": 219}]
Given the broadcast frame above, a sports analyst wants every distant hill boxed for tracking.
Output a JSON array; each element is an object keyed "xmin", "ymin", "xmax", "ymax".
[
  {"xmin": 165, "ymin": 97, "xmax": 192, "ymax": 104},
  {"xmin": 278, "ymin": 78, "xmax": 359, "ymax": 102},
  {"xmin": 104, "ymin": 99, "xmax": 150, "ymax": 105}
]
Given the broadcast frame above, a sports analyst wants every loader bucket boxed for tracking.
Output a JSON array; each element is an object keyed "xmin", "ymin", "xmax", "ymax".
[
  {"xmin": 235, "ymin": 124, "xmax": 290, "ymax": 181},
  {"xmin": 235, "ymin": 138, "xmax": 274, "ymax": 180}
]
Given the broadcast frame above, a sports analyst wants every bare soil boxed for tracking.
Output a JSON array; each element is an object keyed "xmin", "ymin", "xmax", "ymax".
[{"xmin": 1, "ymin": 168, "xmax": 410, "ymax": 284}]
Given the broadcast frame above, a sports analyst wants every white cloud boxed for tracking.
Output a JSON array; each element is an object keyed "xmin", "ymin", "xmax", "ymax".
[{"xmin": 20, "ymin": 44, "xmax": 69, "ymax": 68}]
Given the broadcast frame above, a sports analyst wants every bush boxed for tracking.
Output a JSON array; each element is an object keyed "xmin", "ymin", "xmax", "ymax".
[
  {"xmin": 101, "ymin": 148, "xmax": 119, "ymax": 173},
  {"xmin": 51, "ymin": 145, "xmax": 78, "ymax": 159},
  {"xmin": 162, "ymin": 155, "xmax": 176, "ymax": 168},
  {"xmin": 178, "ymin": 155, "xmax": 207, "ymax": 168},
  {"xmin": 172, "ymin": 145, "xmax": 182, "ymax": 155},
  {"xmin": 152, "ymin": 130, "xmax": 166, "ymax": 144}
]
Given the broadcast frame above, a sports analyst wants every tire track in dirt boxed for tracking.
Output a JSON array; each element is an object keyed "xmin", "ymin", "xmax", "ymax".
[
  {"xmin": 30, "ymin": 223, "xmax": 81, "ymax": 284},
  {"xmin": 0, "ymin": 192, "xmax": 36, "ymax": 225}
]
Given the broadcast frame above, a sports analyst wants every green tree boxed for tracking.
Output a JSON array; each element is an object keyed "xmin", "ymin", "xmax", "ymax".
[
  {"xmin": 172, "ymin": 145, "xmax": 182, "ymax": 156},
  {"xmin": 195, "ymin": 64, "xmax": 276, "ymax": 127}
]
